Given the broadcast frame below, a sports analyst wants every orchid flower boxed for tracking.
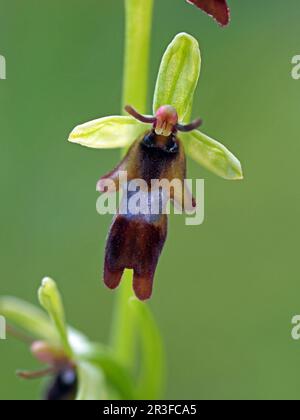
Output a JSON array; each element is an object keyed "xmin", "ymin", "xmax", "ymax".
[
  {"xmin": 0, "ymin": 278, "xmax": 137, "ymax": 400},
  {"xmin": 68, "ymin": 33, "xmax": 243, "ymax": 301}
]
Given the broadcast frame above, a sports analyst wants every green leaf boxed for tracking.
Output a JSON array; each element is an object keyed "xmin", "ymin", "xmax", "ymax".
[
  {"xmin": 79, "ymin": 343, "xmax": 136, "ymax": 400},
  {"xmin": 183, "ymin": 130, "xmax": 243, "ymax": 180},
  {"xmin": 66, "ymin": 328, "xmax": 136, "ymax": 399},
  {"xmin": 69, "ymin": 116, "xmax": 149, "ymax": 149},
  {"xmin": 130, "ymin": 298, "xmax": 165, "ymax": 400},
  {"xmin": 0, "ymin": 296, "xmax": 57, "ymax": 343},
  {"xmin": 38, "ymin": 277, "xmax": 72, "ymax": 357},
  {"xmin": 76, "ymin": 361, "xmax": 106, "ymax": 400},
  {"xmin": 110, "ymin": 269, "xmax": 137, "ymax": 371},
  {"xmin": 153, "ymin": 32, "xmax": 201, "ymax": 122}
]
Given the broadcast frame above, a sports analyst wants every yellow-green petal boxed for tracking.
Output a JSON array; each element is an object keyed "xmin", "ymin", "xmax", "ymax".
[
  {"xmin": 68, "ymin": 116, "xmax": 149, "ymax": 149},
  {"xmin": 183, "ymin": 130, "xmax": 243, "ymax": 180},
  {"xmin": 153, "ymin": 33, "xmax": 201, "ymax": 122},
  {"xmin": 38, "ymin": 277, "xmax": 72, "ymax": 357},
  {"xmin": 0, "ymin": 296, "xmax": 57, "ymax": 343}
]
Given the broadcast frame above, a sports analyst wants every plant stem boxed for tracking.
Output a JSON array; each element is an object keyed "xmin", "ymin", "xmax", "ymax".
[
  {"xmin": 122, "ymin": 0, "xmax": 154, "ymax": 114},
  {"xmin": 111, "ymin": 0, "xmax": 154, "ymax": 370},
  {"xmin": 111, "ymin": 269, "xmax": 135, "ymax": 369}
]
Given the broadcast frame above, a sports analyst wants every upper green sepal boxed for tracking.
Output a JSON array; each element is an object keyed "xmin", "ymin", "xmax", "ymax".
[
  {"xmin": 38, "ymin": 277, "xmax": 73, "ymax": 357},
  {"xmin": 153, "ymin": 33, "xmax": 201, "ymax": 122},
  {"xmin": 182, "ymin": 130, "xmax": 243, "ymax": 180}
]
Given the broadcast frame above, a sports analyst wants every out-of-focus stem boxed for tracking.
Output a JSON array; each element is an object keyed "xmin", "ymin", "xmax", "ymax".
[
  {"xmin": 111, "ymin": 0, "xmax": 154, "ymax": 370},
  {"xmin": 111, "ymin": 269, "xmax": 135, "ymax": 369}
]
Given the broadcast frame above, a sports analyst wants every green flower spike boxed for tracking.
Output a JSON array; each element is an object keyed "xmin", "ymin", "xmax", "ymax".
[
  {"xmin": 69, "ymin": 32, "xmax": 243, "ymax": 181},
  {"xmin": 0, "ymin": 278, "xmax": 137, "ymax": 400}
]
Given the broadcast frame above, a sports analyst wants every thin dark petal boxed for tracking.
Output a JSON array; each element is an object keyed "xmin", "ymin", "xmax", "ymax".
[
  {"xmin": 96, "ymin": 151, "xmax": 131, "ymax": 193},
  {"xmin": 6, "ymin": 323, "xmax": 34, "ymax": 345},
  {"xmin": 176, "ymin": 118, "xmax": 202, "ymax": 133},
  {"xmin": 17, "ymin": 367, "xmax": 55, "ymax": 380},
  {"xmin": 187, "ymin": 0, "xmax": 230, "ymax": 26},
  {"xmin": 125, "ymin": 105, "xmax": 156, "ymax": 124},
  {"xmin": 97, "ymin": 138, "xmax": 146, "ymax": 193}
]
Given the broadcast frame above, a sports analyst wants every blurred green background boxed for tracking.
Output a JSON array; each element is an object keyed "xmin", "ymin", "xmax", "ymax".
[{"xmin": 0, "ymin": 0, "xmax": 300, "ymax": 400}]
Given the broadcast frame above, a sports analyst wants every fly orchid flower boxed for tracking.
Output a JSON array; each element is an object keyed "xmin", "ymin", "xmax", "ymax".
[
  {"xmin": 0, "ymin": 277, "xmax": 162, "ymax": 399},
  {"xmin": 0, "ymin": 278, "xmax": 123, "ymax": 400},
  {"xmin": 69, "ymin": 33, "xmax": 243, "ymax": 301},
  {"xmin": 97, "ymin": 104, "xmax": 202, "ymax": 301},
  {"xmin": 187, "ymin": 0, "xmax": 230, "ymax": 26},
  {"xmin": 18, "ymin": 340, "xmax": 77, "ymax": 401}
]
